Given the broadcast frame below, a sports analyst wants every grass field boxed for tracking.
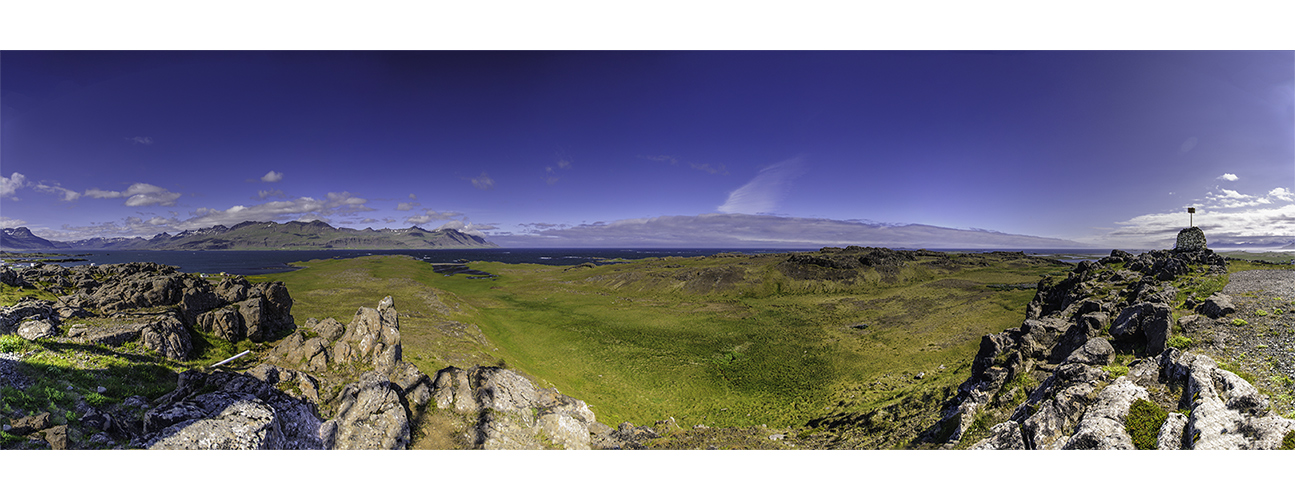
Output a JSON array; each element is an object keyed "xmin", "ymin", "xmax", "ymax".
[{"xmin": 254, "ymin": 251, "xmax": 1071, "ymax": 433}]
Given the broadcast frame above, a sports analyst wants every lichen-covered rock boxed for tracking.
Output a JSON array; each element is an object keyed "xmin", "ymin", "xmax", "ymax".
[
  {"xmin": 139, "ymin": 313, "xmax": 192, "ymax": 360},
  {"xmin": 1158, "ymin": 412, "xmax": 1187, "ymax": 450},
  {"xmin": 1064, "ymin": 337, "xmax": 1114, "ymax": 366},
  {"xmin": 321, "ymin": 371, "xmax": 410, "ymax": 450},
  {"xmin": 142, "ymin": 369, "xmax": 324, "ymax": 450},
  {"xmin": 971, "ymin": 420, "xmax": 1026, "ymax": 450},
  {"xmin": 430, "ymin": 364, "xmax": 601, "ymax": 449},
  {"xmin": 1062, "ymin": 377, "xmax": 1146, "ymax": 450},
  {"xmin": 1, "ymin": 300, "xmax": 57, "ymax": 335},
  {"xmin": 17, "ymin": 319, "xmax": 57, "ymax": 341},
  {"xmin": 197, "ymin": 306, "xmax": 245, "ymax": 342},
  {"xmin": 146, "ymin": 395, "xmax": 284, "ymax": 450}
]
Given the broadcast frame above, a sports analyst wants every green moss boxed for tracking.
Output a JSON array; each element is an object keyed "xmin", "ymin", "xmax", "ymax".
[
  {"xmin": 1281, "ymin": 430, "xmax": 1295, "ymax": 450},
  {"xmin": 1166, "ymin": 335, "xmax": 1194, "ymax": 350},
  {"xmin": 1126, "ymin": 399, "xmax": 1168, "ymax": 450},
  {"xmin": 1232, "ymin": 318, "xmax": 1249, "ymax": 327}
]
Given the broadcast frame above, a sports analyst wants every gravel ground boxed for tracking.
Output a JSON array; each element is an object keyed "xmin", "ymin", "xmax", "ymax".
[
  {"xmin": 1223, "ymin": 269, "xmax": 1295, "ymax": 297},
  {"xmin": 1187, "ymin": 269, "xmax": 1295, "ymax": 417}
]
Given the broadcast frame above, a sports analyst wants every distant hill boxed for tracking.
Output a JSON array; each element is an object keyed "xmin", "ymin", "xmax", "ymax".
[
  {"xmin": 0, "ymin": 221, "xmax": 498, "ymax": 251},
  {"xmin": 0, "ymin": 227, "xmax": 70, "ymax": 250}
]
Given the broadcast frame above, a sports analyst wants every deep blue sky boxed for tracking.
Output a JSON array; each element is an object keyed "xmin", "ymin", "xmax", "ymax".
[{"xmin": 3, "ymin": 50, "xmax": 1292, "ymax": 248}]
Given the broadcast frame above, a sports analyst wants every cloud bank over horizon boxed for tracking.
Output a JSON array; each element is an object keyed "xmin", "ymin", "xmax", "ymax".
[{"xmin": 490, "ymin": 213, "xmax": 1087, "ymax": 249}]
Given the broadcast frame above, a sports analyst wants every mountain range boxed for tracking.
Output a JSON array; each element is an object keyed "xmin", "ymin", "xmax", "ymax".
[{"xmin": 0, "ymin": 221, "xmax": 498, "ymax": 251}]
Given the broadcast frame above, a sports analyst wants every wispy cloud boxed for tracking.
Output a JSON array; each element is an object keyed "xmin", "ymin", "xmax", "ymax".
[
  {"xmin": 690, "ymin": 163, "xmax": 729, "ymax": 175},
  {"xmin": 127, "ymin": 136, "xmax": 154, "ymax": 145},
  {"xmin": 1217, "ymin": 173, "xmax": 1239, "ymax": 181},
  {"xmin": 468, "ymin": 171, "xmax": 495, "ymax": 190},
  {"xmin": 84, "ymin": 183, "xmax": 182, "ymax": 207},
  {"xmin": 492, "ymin": 213, "xmax": 1081, "ymax": 249},
  {"xmin": 1, "ymin": 172, "xmax": 28, "ymax": 199},
  {"xmin": 640, "ymin": 155, "xmax": 679, "ymax": 165},
  {"xmin": 717, "ymin": 157, "xmax": 805, "ymax": 214},
  {"xmin": 544, "ymin": 157, "xmax": 573, "ymax": 185},
  {"xmin": 261, "ymin": 170, "xmax": 284, "ymax": 183},
  {"xmin": 0, "ymin": 216, "xmax": 27, "ymax": 228},
  {"xmin": 35, "ymin": 182, "xmax": 81, "ymax": 201},
  {"xmin": 405, "ymin": 209, "xmax": 463, "ymax": 225},
  {"xmin": 395, "ymin": 202, "xmax": 420, "ymax": 211},
  {"xmin": 256, "ymin": 189, "xmax": 287, "ymax": 200}
]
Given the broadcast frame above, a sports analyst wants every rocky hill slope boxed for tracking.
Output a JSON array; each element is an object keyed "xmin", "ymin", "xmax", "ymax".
[
  {"xmin": 923, "ymin": 227, "xmax": 1295, "ymax": 449},
  {"xmin": 2, "ymin": 262, "xmax": 645, "ymax": 449}
]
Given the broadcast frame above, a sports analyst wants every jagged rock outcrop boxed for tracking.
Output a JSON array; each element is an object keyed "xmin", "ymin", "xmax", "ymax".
[
  {"xmin": 930, "ymin": 231, "xmax": 1295, "ymax": 450},
  {"xmin": 5, "ymin": 263, "xmax": 294, "ymax": 360},
  {"xmin": 139, "ymin": 369, "xmax": 325, "ymax": 450},
  {"xmin": 431, "ymin": 365, "xmax": 599, "ymax": 450},
  {"xmin": 320, "ymin": 371, "xmax": 411, "ymax": 450}
]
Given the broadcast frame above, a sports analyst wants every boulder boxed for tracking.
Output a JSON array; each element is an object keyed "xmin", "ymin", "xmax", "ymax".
[
  {"xmin": 1110, "ymin": 302, "xmax": 1172, "ymax": 355},
  {"xmin": 1062, "ymin": 377, "xmax": 1147, "ymax": 450},
  {"xmin": 321, "ymin": 371, "xmax": 410, "ymax": 450},
  {"xmin": 142, "ymin": 369, "xmax": 324, "ymax": 450},
  {"xmin": 1200, "ymin": 293, "xmax": 1235, "ymax": 319},
  {"xmin": 17, "ymin": 319, "xmax": 58, "ymax": 341},
  {"xmin": 313, "ymin": 317, "xmax": 345, "ymax": 342},
  {"xmin": 1157, "ymin": 412, "xmax": 1188, "ymax": 450},
  {"xmin": 430, "ymin": 365, "xmax": 600, "ymax": 449},
  {"xmin": 145, "ymin": 394, "xmax": 284, "ymax": 450},
  {"xmin": 1, "ymin": 301, "xmax": 57, "ymax": 335},
  {"xmin": 196, "ymin": 306, "xmax": 245, "ymax": 342},
  {"xmin": 970, "ymin": 420, "xmax": 1026, "ymax": 450},
  {"xmin": 1064, "ymin": 337, "xmax": 1114, "ymax": 366},
  {"xmin": 139, "ymin": 313, "xmax": 192, "ymax": 361}
]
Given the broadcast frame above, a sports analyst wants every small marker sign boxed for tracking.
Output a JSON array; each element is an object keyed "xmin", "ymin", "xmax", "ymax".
[{"xmin": 1188, "ymin": 207, "xmax": 1195, "ymax": 227}]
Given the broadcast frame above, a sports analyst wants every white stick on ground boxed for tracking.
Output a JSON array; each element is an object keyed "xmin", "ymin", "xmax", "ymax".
[{"xmin": 209, "ymin": 349, "xmax": 252, "ymax": 368}]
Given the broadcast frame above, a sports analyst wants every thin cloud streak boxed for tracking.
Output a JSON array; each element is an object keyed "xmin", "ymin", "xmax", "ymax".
[{"xmin": 717, "ymin": 157, "xmax": 805, "ymax": 214}]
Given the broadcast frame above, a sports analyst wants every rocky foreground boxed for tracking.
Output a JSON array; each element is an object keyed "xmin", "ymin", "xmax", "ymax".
[
  {"xmin": 1, "ymin": 262, "xmax": 657, "ymax": 449},
  {"xmin": 932, "ymin": 227, "xmax": 1295, "ymax": 449}
]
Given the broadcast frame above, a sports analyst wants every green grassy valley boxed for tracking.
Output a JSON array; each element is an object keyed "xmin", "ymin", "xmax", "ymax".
[{"xmin": 254, "ymin": 249, "xmax": 1072, "ymax": 445}]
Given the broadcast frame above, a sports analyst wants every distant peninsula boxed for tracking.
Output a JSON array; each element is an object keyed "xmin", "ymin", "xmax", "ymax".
[{"xmin": 0, "ymin": 221, "xmax": 498, "ymax": 251}]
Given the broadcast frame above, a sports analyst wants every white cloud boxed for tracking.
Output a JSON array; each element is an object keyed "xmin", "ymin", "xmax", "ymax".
[
  {"xmin": 405, "ymin": 209, "xmax": 463, "ymax": 225},
  {"xmin": 256, "ymin": 189, "xmax": 286, "ymax": 200},
  {"xmin": 469, "ymin": 172, "xmax": 495, "ymax": 190},
  {"xmin": 261, "ymin": 170, "xmax": 284, "ymax": 183},
  {"xmin": 718, "ymin": 157, "xmax": 806, "ymax": 214},
  {"xmin": 34, "ymin": 183, "xmax": 82, "ymax": 201},
  {"xmin": 1217, "ymin": 173, "xmax": 1239, "ymax": 181},
  {"xmin": 436, "ymin": 220, "xmax": 493, "ymax": 237},
  {"xmin": 84, "ymin": 183, "xmax": 182, "ymax": 207},
  {"xmin": 0, "ymin": 216, "xmax": 27, "ymax": 228},
  {"xmin": 395, "ymin": 202, "xmax": 420, "ymax": 211},
  {"xmin": 1269, "ymin": 187, "xmax": 1294, "ymax": 201},
  {"xmin": 1, "ymin": 172, "xmax": 27, "ymax": 199}
]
